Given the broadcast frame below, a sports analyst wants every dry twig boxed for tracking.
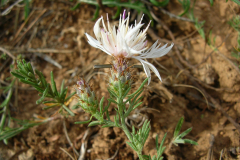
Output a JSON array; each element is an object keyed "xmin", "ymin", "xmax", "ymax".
[
  {"xmin": 0, "ymin": 47, "xmax": 16, "ymax": 59},
  {"xmin": 207, "ymin": 134, "xmax": 215, "ymax": 160},
  {"xmin": 63, "ymin": 120, "xmax": 80, "ymax": 157},
  {"xmin": 13, "ymin": 9, "xmax": 47, "ymax": 45},
  {"xmin": 60, "ymin": 147, "xmax": 75, "ymax": 160},
  {"xmin": 78, "ymin": 128, "xmax": 91, "ymax": 160}
]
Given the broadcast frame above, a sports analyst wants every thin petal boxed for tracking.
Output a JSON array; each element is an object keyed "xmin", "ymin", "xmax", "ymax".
[
  {"xmin": 133, "ymin": 57, "xmax": 162, "ymax": 84},
  {"xmin": 141, "ymin": 43, "xmax": 174, "ymax": 58},
  {"xmin": 85, "ymin": 33, "xmax": 112, "ymax": 55},
  {"xmin": 94, "ymin": 17, "xmax": 103, "ymax": 42}
]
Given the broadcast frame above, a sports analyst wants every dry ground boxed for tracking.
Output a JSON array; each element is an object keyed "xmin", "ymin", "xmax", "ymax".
[{"xmin": 0, "ymin": 0, "xmax": 240, "ymax": 159}]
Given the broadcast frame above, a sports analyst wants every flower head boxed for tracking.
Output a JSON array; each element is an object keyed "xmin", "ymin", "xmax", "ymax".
[
  {"xmin": 85, "ymin": 10, "xmax": 174, "ymax": 84},
  {"xmin": 109, "ymin": 58, "xmax": 132, "ymax": 94}
]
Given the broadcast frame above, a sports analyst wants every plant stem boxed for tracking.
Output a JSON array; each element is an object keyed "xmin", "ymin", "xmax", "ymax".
[
  {"xmin": 117, "ymin": 96, "xmax": 144, "ymax": 160},
  {"xmin": 117, "ymin": 97, "xmax": 132, "ymax": 141}
]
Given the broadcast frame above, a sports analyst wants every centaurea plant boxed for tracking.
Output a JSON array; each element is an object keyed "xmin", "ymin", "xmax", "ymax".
[{"xmin": 75, "ymin": 11, "xmax": 197, "ymax": 160}]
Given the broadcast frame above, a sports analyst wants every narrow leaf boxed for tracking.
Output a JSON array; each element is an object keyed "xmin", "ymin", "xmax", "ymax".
[
  {"xmin": 133, "ymin": 102, "xmax": 142, "ymax": 110},
  {"xmin": 50, "ymin": 71, "xmax": 58, "ymax": 97},
  {"xmin": 178, "ymin": 127, "xmax": 192, "ymax": 139},
  {"xmin": 65, "ymin": 91, "xmax": 76, "ymax": 102},
  {"xmin": 174, "ymin": 117, "xmax": 184, "ymax": 138},
  {"xmin": 183, "ymin": 139, "xmax": 198, "ymax": 145},
  {"xmin": 155, "ymin": 134, "xmax": 159, "ymax": 150},
  {"xmin": 75, "ymin": 116, "xmax": 92, "ymax": 124},
  {"xmin": 11, "ymin": 72, "xmax": 25, "ymax": 80},
  {"xmin": 88, "ymin": 121, "xmax": 101, "ymax": 127},
  {"xmin": 127, "ymin": 78, "xmax": 148, "ymax": 97},
  {"xmin": 62, "ymin": 104, "xmax": 75, "ymax": 116},
  {"xmin": 126, "ymin": 142, "xmax": 138, "ymax": 151},
  {"xmin": 99, "ymin": 97, "xmax": 104, "ymax": 114},
  {"xmin": 36, "ymin": 84, "xmax": 49, "ymax": 104}
]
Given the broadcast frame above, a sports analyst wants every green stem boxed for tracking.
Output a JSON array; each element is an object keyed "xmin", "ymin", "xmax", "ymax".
[
  {"xmin": 117, "ymin": 96, "xmax": 145, "ymax": 160},
  {"xmin": 117, "ymin": 97, "xmax": 132, "ymax": 141}
]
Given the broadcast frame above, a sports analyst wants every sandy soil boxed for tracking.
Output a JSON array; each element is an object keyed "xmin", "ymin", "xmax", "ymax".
[{"xmin": 0, "ymin": 0, "xmax": 240, "ymax": 159}]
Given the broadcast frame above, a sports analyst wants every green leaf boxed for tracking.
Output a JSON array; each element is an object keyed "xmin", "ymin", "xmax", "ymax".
[
  {"xmin": 150, "ymin": 0, "xmax": 169, "ymax": 7},
  {"xmin": 155, "ymin": 134, "xmax": 159, "ymax": 150},
  {"xmin": 107, "ymin": 98, "xmax": 118, "ymax": 105},
  {"xmin": 20, "ymin": 79, "xmax": 43, "ymax": 92},
  {"xmin": 178, "ymin": 0, "xmax": 190, "ymax": 16},
  {"xmin": 24, "ymin": 0, "xmax": 30, "ymax": 20},
  {"xmin": 101, "ymin": 124, "xmax": 114, "ymax": 128},
  {"xmin": 50, "ymin": 71, "xmax": 58, "ymax": 97},
  {"xmin": 209, "ymin": 0, "xmax": 213, "ymax": 6},
  {"xmin": 107, "ymin": 88, "xmax": 118, "ymax": 98},
  {"xmin": 183, "ymin": 139, "xmax": 198, "ymax": 145},
  {"xmin": 126, "ymin": 142, "xmax": 138, "ymax": 151},
  {"xmin": 91, "ymin": 5, "xmax": 100, "ymax": 21},
  {"xmin": 27, "ymin": 62, "xmax": 34, "ymax": 74},
  {"xmin": 17, "ymin": 61, "xmax": 28, "ymax": 76},
  {"xmin": 157, "ymin": 133, "xmax": 167, "ymax": 159},
  {"xmin": 132, "ymin": 125, "xmax": 135, "ymax": 135},
  {"xmin": 60, "ymin": 79, "xmax": 65, "ymax": 95},
  {"xmin": 35, "ymin": 70, "xmax": 48, "ymax": 89},
  {"xmin": 59, "ymin": 81, "xmax": 68, "ymax": 101},
  {"xmin": 71, "ymin": 2, "xmax": 80, "ymax": 11},
  {"xmin": 62, "ymin": 104, "xmax": 75, "ymax": 116},
  {"xmin": 106, "ymin": 110, "xmax": 110, "ymax": 120},
  {"xmin": 103, "ymin": 101, "xmax": 111, "ymax": 113},
  {"xmin": 142, "ymin": 155, "xmax": 151, "ymax": 160},
  {"xmin": 122, "ymin": 86, "xmax": 131, "ymax": 98},
  {"xmin": 132, "ymin": 102, "xmax": 142, "ymax": 110},
  {"xmin": 75, "ymin": 116, "xmax": 92, "ymax": 124},
  {"xmin": 231, "ymin": 0, "xmax": 240, "ymax": 5},
  {"xmin": 36, "ymin": 84, "xmax": 49, "ymax": 104},
  {"xmin": 174, "ymin": 117, "xmax": 184, "ymax": 138},
  {"xmin": 124, "ymin": 103, "xmax": 133, "ymax": 118},
  {"xmin": 127, "ymin": 78, "xmax": 148, "ymax": 97},
  {"xmin": 65, "ymin": 91, "xmax": 76, "ymax": 102},
  {"xmin": 112, "ymin": 6, "xmax": 121, "ymax": 19},
  {"xmin": 114, "ymin": 114, "xmax": 120, "ymax": 127},
  {"xmin": 173, "ymin": 139, "xmax": 185, "ymax": 144},
  {"xmin": 27, "ymin": 72, "xmax": 35, "ymax": 79},
  {"xmin": 132, "ymin": 88, "xmax": 143, "ymax": 104},
  {"xmin": 60, "ymin": 88, "xmax": 68, "ymax": 100},
  {"xmin": 11, "ymin": 72, "xmax": 25, "ymax": 80},
  {"xmin": 88, "ymin": 121, "xmax": 101, "ymax": 127},
  {"xmin": 177, "ymin": 127, "xmax": 192, "ymax": 139},
  {"xmin": 99, "ymin": 97, "xmax": 104, "ymax": 114}
]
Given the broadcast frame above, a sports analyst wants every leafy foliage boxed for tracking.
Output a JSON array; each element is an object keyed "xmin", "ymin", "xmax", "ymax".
[
  {"xmin": 11, "ymin": 59, "xmax": 75, "ymax": 116},
  {"xmin": 126, "ymin": 120, "xmax": 151, "ymax": 153},
  {"xmin": 172, "ymin": 117, "xmax": 198, "ymax": 146}
]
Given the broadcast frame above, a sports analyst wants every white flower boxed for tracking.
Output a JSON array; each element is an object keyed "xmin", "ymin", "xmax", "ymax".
[{"xmin": 85, "ymin": 10, "xmax": 174, "ymax": 84}]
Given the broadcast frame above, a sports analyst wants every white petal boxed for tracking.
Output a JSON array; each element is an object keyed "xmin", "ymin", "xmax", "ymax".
[
  {"xmin": 93, "ymin": 17, "xmax": 103, "ymax": 42},
  {"xmin": 85, "ymin": 33, "xmax": 112, "ymax": 55},
  {"xmin": 133, "ymin": 57, "xmax": 162, "ymax": 84},
  {"xmin": 141, "ymin": 43, "xmax": 174, "ymax": 58}
]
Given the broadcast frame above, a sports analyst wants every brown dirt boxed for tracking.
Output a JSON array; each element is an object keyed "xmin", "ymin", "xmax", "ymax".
[{"xmin": 0, "ymin": 0, "xmax": 240, "ymax": 159}]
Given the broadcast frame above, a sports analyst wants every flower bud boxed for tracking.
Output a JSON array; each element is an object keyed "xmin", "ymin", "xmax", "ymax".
[{"xmin": 74, "ymin": 78, "xmax": 97, "ymax": 113}]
